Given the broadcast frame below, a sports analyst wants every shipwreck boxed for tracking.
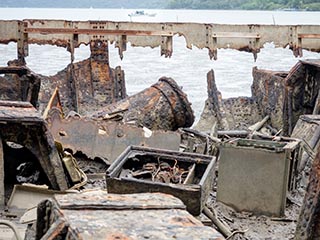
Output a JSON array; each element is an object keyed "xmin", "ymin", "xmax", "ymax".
[{"xmin": 0, "ymin": 19, "xmax": 320, "ymax": 240}]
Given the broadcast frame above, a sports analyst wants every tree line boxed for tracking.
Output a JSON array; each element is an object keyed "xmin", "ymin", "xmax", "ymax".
[
  {"xmin": 167, "ymin": 0, "xmax": 320, "ymax": 11},
  {"xmin": 0, "ymin": 0, "xmax": 319, "ymax": 10}
]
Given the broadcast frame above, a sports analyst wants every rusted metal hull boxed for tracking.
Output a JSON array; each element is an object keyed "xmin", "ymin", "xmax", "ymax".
[
  {"xmin": 106, "ymin": 146, "xmax": 216, "ymax": 216},
  {"xmin": 197, "ymin": 60, "xmax": 320, "ymax": 137},
  {"xmin": 295, "ymin": 146, "xmax": 320, "ymax": 240},
  {"xmin": 38, "ymin": 51, "xmax": 126, "ymax": 115},
  {"xmin": 36, "ymin": 191, "xmax": 224, "ymax": 240},
  {"xmin": 92, "ymin": 77, "xmax": 194, "ymax": 131},
  {"xmin": 291, "ymin": 115, "xmax": 320, "ymax": 188},
  {"xmin": 251, "ymin": 67, "xmax": 288, "ymax": 131},
  {"xmin": 283, "ymin": 60, "xmax": 320, "ymax": 136}
]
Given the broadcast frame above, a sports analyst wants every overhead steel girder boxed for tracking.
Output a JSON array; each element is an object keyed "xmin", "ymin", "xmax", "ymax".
[{"xmin": 0, "ymin": 19, "xmax": 319, "ymax": 61}]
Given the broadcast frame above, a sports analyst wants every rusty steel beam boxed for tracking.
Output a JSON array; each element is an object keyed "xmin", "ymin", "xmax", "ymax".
[
  {"xmin": 0, "ymin": 20, "xmax": 320, "ymax": 61},
  {"xmin": 0, "ymin": 66, "xmax": 28, "ymax": 76},
  {"xmin": 24, "ymin": 27, "xmax": 174, "ymax": 36},
  {"xmin": 295, "ymin": 146, "xmax": 320, "ymax": 239}
]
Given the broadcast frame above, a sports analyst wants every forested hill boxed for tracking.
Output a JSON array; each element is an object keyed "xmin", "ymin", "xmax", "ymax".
[
  {"xmin": 0, "ymin": 0, "xmax": 319, "ymax": 11},
  {"xmin": 167, "ymin": 0, "xmax": 320, "ymax": 11},
  {"xmin": 0, "ymin": 0, "xmax": 169, "ymax": 9}
]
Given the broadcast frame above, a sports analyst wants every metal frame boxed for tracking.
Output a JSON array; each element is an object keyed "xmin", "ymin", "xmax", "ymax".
[{"xmin": 0, "ymin": 20, "xmax": 319, "ymax": 62}]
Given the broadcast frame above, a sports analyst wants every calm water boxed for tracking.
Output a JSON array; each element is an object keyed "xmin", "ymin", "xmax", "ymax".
[{"xmin": 0, "ymin": 8, "xmax": 320, "ymax": 121}]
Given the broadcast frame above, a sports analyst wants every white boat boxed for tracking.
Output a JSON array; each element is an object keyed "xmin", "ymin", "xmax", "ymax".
[{"xmin": 128, "ymin": 10, "xmax": 156, "ymax": 17}]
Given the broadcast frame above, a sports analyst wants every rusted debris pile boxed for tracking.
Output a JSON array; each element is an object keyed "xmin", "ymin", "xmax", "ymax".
[
  {"xmin": 106, "ymin": 146, "xmax": 216, "ymax": 216},
  {"xmin": 119, "ymin": 157, "xmax": 193, "ymax": 184},
  {"xmin": 1, "ymin": 19, "xmax": 320, "ymax": 240},
  {"xmin": 195, "ymin": 59, "xmax": 320, "ymax": 239}
]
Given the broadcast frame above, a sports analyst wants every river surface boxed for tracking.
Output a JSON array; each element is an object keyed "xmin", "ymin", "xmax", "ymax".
[{"xmin": 0, "ymin": 8, "xmax": 319, "ymax": 121}]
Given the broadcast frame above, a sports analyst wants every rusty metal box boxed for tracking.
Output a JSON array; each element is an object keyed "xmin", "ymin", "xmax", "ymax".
[
  {"xmin": 217, "ymin": 138, "xmax": 301, "ymax": 217},
  {"xmin": 36, "ymin": 191, "xmax": 224, "ymax": 240},
  {"xmin": 106, "ymin": 146, "xmax": 216, "ymax": 216}
]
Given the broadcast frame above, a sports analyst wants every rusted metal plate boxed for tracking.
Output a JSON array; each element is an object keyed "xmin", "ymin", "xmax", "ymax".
[
  {"xmin": 1, "ymin": 20, "xmax": 320, "ymax": 60},
  {"xmin": 251, "ymin": 67, "xmax": 288, "ymax": 131},
  {"xmin": 0, "ymin": 101, "xmax": 41, "ymax": 122},
  {"xmin": 195, "ymin": 69, "xmax": 264, "ymax": 133},
  {"xmin": 54, "ymin": 191, "xmax": 186, "ymax": 210},
  {"xmin": 106, "ymin": 146, "xmax": 216, "ymax": 216},
  {"xmin": 47, "ymin": 110, "xmax": 181, "ymax": 164},
  {"xmin": 0, "ymin": 65, "xmax": 41, "ymax": 108},
  {"xmin": 283, "ymin": 60, "xmax": 320, "ymax": 136},
  {"xmin": 295, "ymin": 146, "xmax": 320, "ymax": 240},
  {"xmin": 36, "ymin": 191, "xmax": 224, "ymax": 240},
  {"xmin": 291, "ymin": 115, "xmax": 320, "ymax": 187},
  {"xmin": 38, "ymin": 45, "xmax": 126, "ymax": 115},
  {"xmin": 7, "ymin": 184, "xmax": 67, "ymax": 210},
  {"xmin": 217, "ymin": 138, "xmax": 301, "ymax": 217}
]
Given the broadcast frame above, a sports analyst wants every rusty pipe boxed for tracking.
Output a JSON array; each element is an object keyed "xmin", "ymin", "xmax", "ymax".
[{"xmin": 91, "ymin": 77, "xmax": 194, "ymax": 131}]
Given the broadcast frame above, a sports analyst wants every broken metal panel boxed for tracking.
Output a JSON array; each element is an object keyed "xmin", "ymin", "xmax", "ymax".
[
  {"xmin": 38, "ymin": 57, "xmax": 126, "ymax": 114},
  {"xmin": 36, "ymin": 191, "xmax": 224, "ymax": 240},
  {"xmin": 0, "ymin": 20, "xmax": 19, "ymax": 44},
  {"xmin": 0, "ymin": 101, "xmax": 69, "ymax": 191},
  {"xmin": 6, "ymin": 184, "xmax": 67, "ymax": 210},
  {"xmin": 0, "ymin": 66, "xmax": 41, "ymax": 108},
  {"xmin": 42, "ymin": 87, "xmax": 63, "ymax": 119},
  {"xmin": 47, "ymin": 109, "xmax": 181, "ymax": 164},
  {"xmin": 1, "ymin": 20, "xmax": 320, "ymax": 60},
  {"xmin": 92, "ymin": 77, "xmax": 194, "ymax": 131},
  {"xmin": 195, "ymin": 69, "xmax": 263, "ymax": 133},
  {"xmin": 251, "ymin": 67, "xmax": 288, "ymax": 131},
  {"xmin": 106, "ymin": 146, "xmax": 216, "ymax": 216},
  {"xmin": 217, "ymin": 138, "xmax": 301, "ymax": 217},
  {"xmin": 283, "ymin": 60, "xmax": 320, "ymax": 136},
  {"xmin": 194, "ymin": 69, "xmax": 222, "ymax": 134},
  {"xmin": 295, "ymin": 146, "xmax": 320, "ymax": 240},
  {"xmin": 220, "ymin": 96, "xmax": 262, "ymax": 130},
  {"xmin": 179, "ymin": 128, "xmax": 220, "ymax": 156},
  {"xmin": 291, "ymin": 115, "xmax": 320, "ymax": 188}
]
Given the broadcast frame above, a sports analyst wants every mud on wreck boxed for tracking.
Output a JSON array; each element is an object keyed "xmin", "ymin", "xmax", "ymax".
[{"xmin": 0, "ymin": 19, "xmax": 320, "ymax": 239}]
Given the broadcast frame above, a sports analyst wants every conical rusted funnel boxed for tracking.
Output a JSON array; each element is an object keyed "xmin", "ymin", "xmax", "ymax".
[{"xmin": 91, "ymin": 77, "xmax": 194, "ymax": 131}]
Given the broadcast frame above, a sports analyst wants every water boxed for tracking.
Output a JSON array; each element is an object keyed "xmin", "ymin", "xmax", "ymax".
[{"xmin": 0, "ymin": 8, "xmax": 319, "ymax": 121}]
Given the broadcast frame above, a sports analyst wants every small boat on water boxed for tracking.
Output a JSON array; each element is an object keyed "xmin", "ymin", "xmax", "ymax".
[{"xmin": 128, "ymin": 10, "xmax": 156, "ymax": 17}]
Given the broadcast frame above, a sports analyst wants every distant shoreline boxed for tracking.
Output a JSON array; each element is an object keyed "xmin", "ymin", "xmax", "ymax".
[{"xmin": 0, "ymin": 6, "xmax": 319, "ymax": 12}]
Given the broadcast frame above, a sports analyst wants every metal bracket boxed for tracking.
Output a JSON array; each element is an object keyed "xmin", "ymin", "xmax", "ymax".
[
  {"xmin": 161, "ymin": 35, "xmax": 173, "ymax": 58},
  {"xmin": 205, "ymin": 25, "xmax": 217, "ymax": 60},
  {"xmin": 289, "ymin": 26, "xmax": 301, "ymax": 57},
  {"xmin": 212, "ymin": 31, "xmax": 261, "ymax": 61},
  {"xmin": 115, "ymin": 35, "xmax": 127, "ymax": 60},
  {"xmin": 17, "ymin": 21, "xmax": 28, "ymax": 63},
  {"xmin": 297, "ymin": 33, "xmax": 320, "ymax": 58},
  {"xmin": 160, "ymin": 25, "xmax": 173, "ymax": 58}
]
